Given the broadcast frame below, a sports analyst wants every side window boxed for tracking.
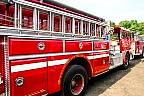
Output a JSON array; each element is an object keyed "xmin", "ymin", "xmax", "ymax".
[
  {"xmin": 141, "ymin": 37, "xmax": 144, "ymax": 41},
  {"xmin": 75, "ymin": 19, "xmax": 80, "ymax": 34},
  {"xmin": 65, "ymin": 16, "xmax": 72, "ymax": 33},
  {"xmin": 22, "ymin": 6, "xmax": 33, "ymax": 29},
  {"xmin": 54, "ymin": 14, "xmax": 62, "ymax": 32},
  {"xmin": 39, "ymin": 10, "xmax": 49, "ymax": 31},
  {"xmin": 90, "ymin": 23, "xmax": 95, "ymax": 36},
  {"xmin": 96, "ymin": 25, "xmax": 100, "ymax": 37},
  {"xmin": 122, "ymin": 32, "xmax": 126, "ymax": 39},
  {"xmin": 131, "ymin": 33, "xmax": 134, "ymax": 39},
  {"xmin": 111, "ymin": 32, "xmax": 119, "ymax": 40},
  {"xmin": 101, "ymin": 26, "xmax": 105, "ymax": 37},
  {"xmin": 83, "ymin": 21, "xmax": 89, "ymax": 35},
  {"xmin": 128, "ymin": 33, "xmax": 131, "ymax": 38},
  {"xmin": 0, "ymin": 2, "xmax": 14, "ymax": 27}
]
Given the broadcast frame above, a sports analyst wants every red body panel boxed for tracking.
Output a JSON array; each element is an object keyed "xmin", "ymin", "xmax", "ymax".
[
  {"xmin": 139, "ymin": 41, "xmax": 144, "ymax": 52},
  {"xmin": 65, "ymin": 41, "xmax": 92, "ymax": 52},
  {"xmin": 9, "ymin": 38, "xmax": 63, "ymax": 56},
  {"xmin": 10, "ymin": 58, "xmax": 47, "ymax": 66},
  {"xmin": 120, "ymin": 39, "xmax": 131, "ymax": 52},
  {"xmin": 91, "ymin": 51, "xmax": 109, "ymax": 75},
  {"xmin": 135, "ymin": 40, "xmax": 144, "ymax": 55},
  {"xmin": 47, "ymin": 65, "xmax": 64, "ymax": 94},
  {"xmin": 10, "ymin": 58, "xmax": 48, "ymax": 96},
  {"xmin": 92, "ymin": 57, "xmax": 109, "ymax": 75},
  {"xmin": 11, "ymin": 67, "xmax": 48, "ymax": 96},
  {"xmin": 8, "ymin": 38, "xmax": 110, "ymax": 95},
  {"xmin": 94, "ymin": 41, "xmax": 109, "ymax": 50}
]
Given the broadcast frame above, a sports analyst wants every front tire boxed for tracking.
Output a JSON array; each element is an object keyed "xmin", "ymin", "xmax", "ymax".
[
  {"xmin": 62, "ymin": 65, "xmax": 88, "ymax": 96},
  {"xmin": 141, "ymin": 48, "xmax": 144, "ymax": 58},
  {"xmin": 121, "ymin": 53, "xmax": 130, "ymax": 69}
]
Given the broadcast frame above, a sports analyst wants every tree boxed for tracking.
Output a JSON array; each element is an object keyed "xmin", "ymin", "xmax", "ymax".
[
  {"xmin": 119, "ymin": 20, "xmax": 131, "ymax": 29},
  {"xmin": 129, "ymin": 20, "xmax": 139, "ymax": 32},
  {"xmin": 138, "ymin": 22, "xmax": 144, "ymax": 35},
  {"xmin": 119, "ymin": 20, "xmax": 144, "ymax": 34}
]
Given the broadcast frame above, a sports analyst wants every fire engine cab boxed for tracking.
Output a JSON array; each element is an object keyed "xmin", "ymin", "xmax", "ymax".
[
  {"xmin": 110, "ymin": 27, "xmax": 134, "ymax": 69},
  {"xmin": 0, "ymin": 0, "xmax": 133, "ymax": 96}
]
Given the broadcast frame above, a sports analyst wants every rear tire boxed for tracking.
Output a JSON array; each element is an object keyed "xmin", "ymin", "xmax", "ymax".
[
  {"xmin": 62, "ymin": 65, "xmax": 88, "ymax": 96},
  {"xmin": 121, "ymin": 53, "xmax": 130, "ymax": 69},
  {"xmin": 141, "ymin": 48, "xmax": 144, "ymax": 58}
]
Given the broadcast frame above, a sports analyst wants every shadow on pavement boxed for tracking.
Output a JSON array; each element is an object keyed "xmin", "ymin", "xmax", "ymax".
[{"xmin": 85, "ymin": 59, "xmax": 141, "ymax": 96}]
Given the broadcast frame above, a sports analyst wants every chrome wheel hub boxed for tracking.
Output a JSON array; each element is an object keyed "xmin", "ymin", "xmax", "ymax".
[{"xmin": 70, "ymin": 74, "xmax": 84, "ymax": 95}]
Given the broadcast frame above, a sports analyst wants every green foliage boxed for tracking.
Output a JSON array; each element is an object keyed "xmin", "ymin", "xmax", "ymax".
[
  {"xmin": 138, "ymin": 22, "xmax": 144, "ymax": 35},
  {"xmin": 119, "ymin": 20, "xmax": 144, "ymax": 35},
  {"xmin": 119, "ymin": 20, "xmax": 131, "ymax": 29}
]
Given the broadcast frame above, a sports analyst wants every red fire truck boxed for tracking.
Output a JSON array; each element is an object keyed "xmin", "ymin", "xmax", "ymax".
[
  {"xmin": 0, "ymin": 0, "xmax": 134, "ymax": 96},
  {"xmin": 130, "ymin": 32, "xmax": 144, "ymax": 58}
]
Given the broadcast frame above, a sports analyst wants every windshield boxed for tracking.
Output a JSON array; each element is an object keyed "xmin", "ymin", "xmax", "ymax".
[
  {"xmin": 139, "ymin": 36, "xmax": 144, "ymax": 41},
  {"xmin": 110, "ymin": 32, "xmax": 120, "ymax": 40}
]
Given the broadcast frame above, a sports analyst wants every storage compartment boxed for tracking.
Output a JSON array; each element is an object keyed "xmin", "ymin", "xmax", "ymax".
[{"xmin": 109, "ymin": 53, "xmax": 123, "ymax": 69}]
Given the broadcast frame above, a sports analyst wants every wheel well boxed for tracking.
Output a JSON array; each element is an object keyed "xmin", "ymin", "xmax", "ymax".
[
  {"xmin": 62, "ymin": 57, "xmax": 92, "ymax": 80},
  {"xmin": 126, "ymin": 51, "xmax": 129, "ymax": 55},
  {"xmin": 126, "ymin": 51, "xmax": 130, "ymax": 59},
  {"xmin": 126, "ymin": 51, "xmax": 129, "ymax": 54}
]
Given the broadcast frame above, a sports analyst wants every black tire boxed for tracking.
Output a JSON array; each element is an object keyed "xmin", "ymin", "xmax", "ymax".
[
  {"xmin": 62, "ymin": 65, "xmax": 88, "ymax": 96},
  {"xmin": 141, "ymin": 48, "xmax": 144, "ymax": 58},
  {"xmin": 121, "ymin": 53, "xmax": 130, "ymax": 69}
]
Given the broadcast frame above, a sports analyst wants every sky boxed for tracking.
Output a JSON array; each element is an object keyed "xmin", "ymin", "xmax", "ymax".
[{"xmin": 55, "ymin": 0, "xmax": 144, "ymax": 24}]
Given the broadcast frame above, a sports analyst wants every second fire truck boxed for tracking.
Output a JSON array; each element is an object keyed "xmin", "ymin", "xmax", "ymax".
[
  {"xmin": 130, "ymin": 32, "xmax": 144, "ymax": 58},
  {"xmin": 0, "ymin": 0, "xmax": 138, "ymax": 96}
]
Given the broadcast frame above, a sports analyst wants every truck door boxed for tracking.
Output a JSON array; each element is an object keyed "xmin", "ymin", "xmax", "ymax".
[
  {"xmin": 9, "ymin": 38, "xmax": 48, "ymax": 96},
  {"xmin": 109, "ymin": 30, "xmax": 123, "ymax": 69}
]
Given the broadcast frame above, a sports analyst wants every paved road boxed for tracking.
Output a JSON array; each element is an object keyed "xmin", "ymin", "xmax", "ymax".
[
  {"xmin": 85, "ymin": 58, "xmax": 144, "ymax": 96},
  {"xmin": 49, "ymin": 58, "xmax": 144, "ymax": 96}
]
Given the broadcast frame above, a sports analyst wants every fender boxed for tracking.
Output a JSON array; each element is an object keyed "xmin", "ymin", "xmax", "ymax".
[{"xmin": 58, "ymin": 54, "xmax": 93, "ymax": 86}]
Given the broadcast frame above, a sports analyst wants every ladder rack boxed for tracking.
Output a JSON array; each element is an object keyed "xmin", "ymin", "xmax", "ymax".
[
  {"xmin": 0, "ymin": 26, "xmax": 106, "ymax": 41},
  {"xmin": 0, "ymin": 0, "xmax": 110, "ymax": 41}
]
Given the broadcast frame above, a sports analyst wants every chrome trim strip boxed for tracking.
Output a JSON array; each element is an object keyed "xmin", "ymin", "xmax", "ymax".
[
  {"xmin": 4, "ymin": 37, "xmax": 10, "ymax": 96},
  {"xmin": 11, "ymin": 62, "xmax": 47, "ymax": 73}
]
